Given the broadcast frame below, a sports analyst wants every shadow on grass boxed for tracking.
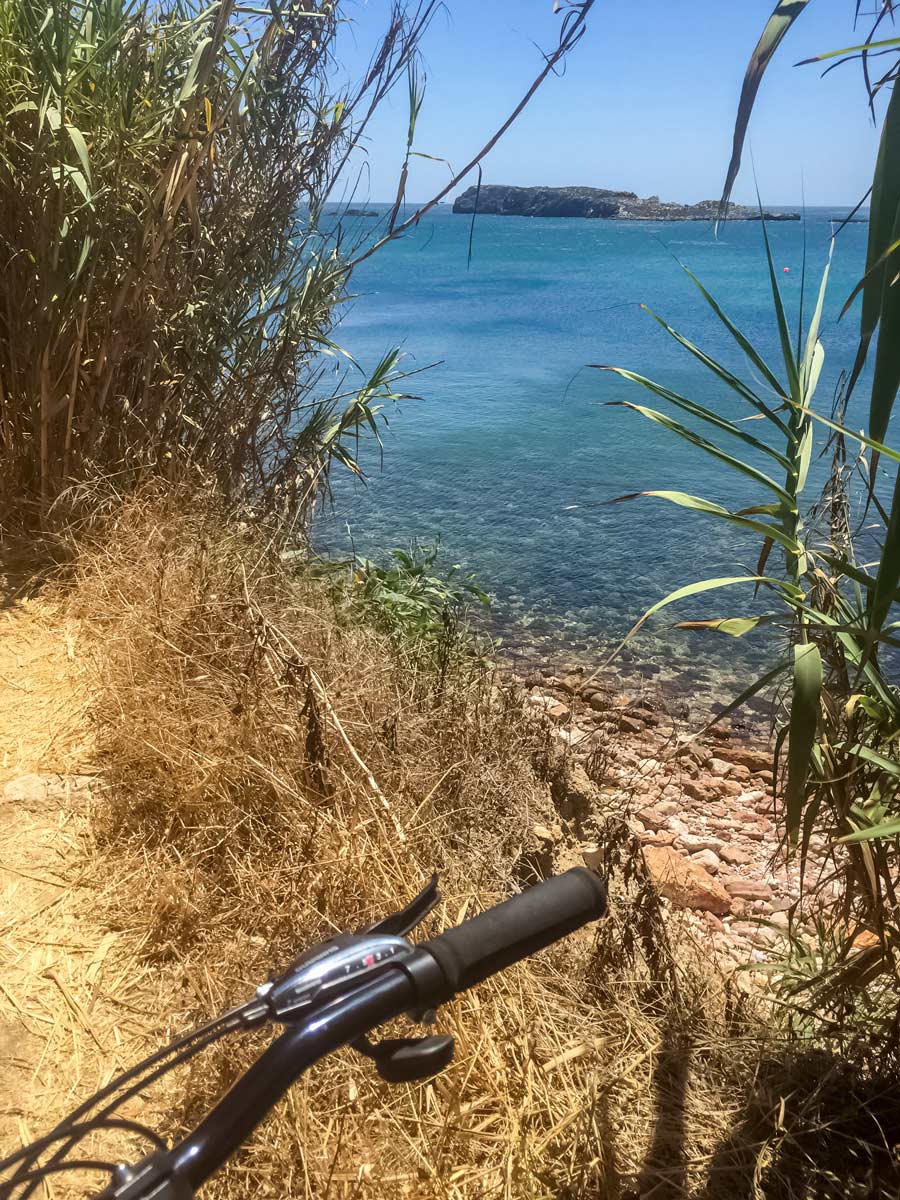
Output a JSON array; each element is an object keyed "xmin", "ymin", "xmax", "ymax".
[
  {"xmin": 633, "ymin": 1012, "xmax": 692, "ymax": 1200},
  {"xmin": 0, "ymin": 528, "xmax": 64, "ymax": 609},
  {"xmin": 691, "ymin": 1046, "xmax": 900, "ymax": 1200}
]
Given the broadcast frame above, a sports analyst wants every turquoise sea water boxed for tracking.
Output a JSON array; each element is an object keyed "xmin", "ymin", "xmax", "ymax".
[{"xmin": 315, "ymin": 204, "xmax": 872, "ymax": 705}]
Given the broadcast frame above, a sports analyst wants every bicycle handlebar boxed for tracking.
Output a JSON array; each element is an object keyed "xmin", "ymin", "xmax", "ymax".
[
  {"xmin": 89, "ymin": 869, "xmax": 606, "ymax": 1200},
  {"xmin": 421, "ymin": 867, "xmax": 607, "ymax": 996}
]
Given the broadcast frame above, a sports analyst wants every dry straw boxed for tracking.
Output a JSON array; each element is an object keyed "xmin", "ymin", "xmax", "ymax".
[{"xmin": 58, "ymin": 483, "xmax": 770, "ymax": 1199}]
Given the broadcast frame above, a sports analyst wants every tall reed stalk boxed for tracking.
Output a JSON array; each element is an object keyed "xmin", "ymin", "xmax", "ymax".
[{"xmin": 0, "ymin": 0, "xmax": 430, "ymax": 519}]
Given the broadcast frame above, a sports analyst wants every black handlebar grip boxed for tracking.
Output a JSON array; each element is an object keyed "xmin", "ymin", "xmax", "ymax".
[{"xmin": 421, "ymin": 868, "xmax": 607, "ymax": 997}]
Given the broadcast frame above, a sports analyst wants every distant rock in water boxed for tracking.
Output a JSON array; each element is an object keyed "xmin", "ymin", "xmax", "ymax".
[
  {"xmin": 451, "ymin": 185, "xmax": 799, "ymax": 221},
  {"xmin": 345, "ymin": 208, "xmax": 379, "ymax": 217}
]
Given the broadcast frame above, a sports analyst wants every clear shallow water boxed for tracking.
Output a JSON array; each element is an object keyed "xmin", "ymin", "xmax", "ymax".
[{"xmin": 314, "ymin": 205, "xmax": 872, "ymax": 705}]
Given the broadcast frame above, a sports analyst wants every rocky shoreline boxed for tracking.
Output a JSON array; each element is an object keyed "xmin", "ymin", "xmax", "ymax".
[
  {"xmin": 507, "ymin": 662, "xmax": 841, "ymax": 968},
  {"xmin": 452, "ymin": 184, "xmax": 799, "ymax": 221}
]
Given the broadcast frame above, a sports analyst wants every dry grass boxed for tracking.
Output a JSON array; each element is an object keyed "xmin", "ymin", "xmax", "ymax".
[
  {"xmin": 0, "ymin": 585, "xmax": 157, "ymax": 1189},
  {"xmin": 9, "ymin": 479, "xmax": 895, "ymax": 1199}
]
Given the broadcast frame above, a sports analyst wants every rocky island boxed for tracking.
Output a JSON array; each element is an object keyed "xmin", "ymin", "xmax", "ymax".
[{"xmin": 452, "ymin": 184, "xmax": 799, "ymax": 221}]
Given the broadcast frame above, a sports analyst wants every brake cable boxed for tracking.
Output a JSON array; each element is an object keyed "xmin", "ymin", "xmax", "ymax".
[
  {"xmin": 9, "ymin": 1005, "xmax": 256, "ymax": 1200},
  {"xmin": 4, "ymin": 881, "xmax": 441, "ymax": 1200}
]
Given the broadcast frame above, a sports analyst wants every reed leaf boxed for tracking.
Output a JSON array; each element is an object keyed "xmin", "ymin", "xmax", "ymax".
[
  {"xmin": 796, "ymin": 35, "xmax": 900, "ymax": 63},
  {"xmin": 679, "ymin": 263, "xmax": 790, "ymax": 406},
  {"xmin": 849, "ymin": 80, "xmax": 900, "ymax": 410},
  {"xmin": 607, "ymin": 398, "xmax": 794, "ymax": 502},
  {"xmin": 613, "ymin": 489, "xmax": 801, "ymax": 554},
  {"xmin": 676, "ymin": 614, "xmax": 783, "ymax": 636},
  {"xmin": 719, "ymin": 0, "xmax": 811, "ymax": 220},
  {"xmin": 785, "ymin": 642, "xmax": 822, "ymax": 845},
  {"xmin": 867, "ymin": 464, "xmax": 900, "ymax": 649},
  {"xmin": 839, "ymin": 819, "xmax": 900, "ymax": 844},
  {"xmin": 594, "ymin": 363, "xmax": 792, "ymax": 469},
  {"xmin": 845, "ymin": 744, "xmax": 900, "ymax": 780},
  {"xmin": 759, "ymin": 214, "xmax": 802, "ymax": 402},
  {"xmin": 636, "ymin": 302, "xmax": 792, "ymax": 433}
]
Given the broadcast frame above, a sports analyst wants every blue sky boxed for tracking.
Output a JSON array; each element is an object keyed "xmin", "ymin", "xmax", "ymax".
[{"xmin": 334, "ymin": 0, "xmax": 884, "ymax": 206}]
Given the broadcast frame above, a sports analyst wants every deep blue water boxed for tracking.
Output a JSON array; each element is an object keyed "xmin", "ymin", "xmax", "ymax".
[{"xmin": 314, "ymin": 204, "xmax": 873, "ymax": 703}]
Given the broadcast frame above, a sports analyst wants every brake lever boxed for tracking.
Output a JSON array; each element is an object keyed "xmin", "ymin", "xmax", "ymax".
[{"xmin": 361, "ymin": 873, "xmax": 440, "ymax": 938}]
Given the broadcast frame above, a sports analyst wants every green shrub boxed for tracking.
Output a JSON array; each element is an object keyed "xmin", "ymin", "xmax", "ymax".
[{"xmin": 324, "ymin": 540, "xmax": 490, "ymax": 646}]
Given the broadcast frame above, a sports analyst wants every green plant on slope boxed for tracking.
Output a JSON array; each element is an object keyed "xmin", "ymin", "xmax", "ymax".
[
  {"xmin": 328, "ymin": 540, "xmax": 490, "ymax": 645},
  {"xmin": 596, "ymin": 224, "xmax": 829, "ymax": 846},
  {"xmin": 717, "ymin": 0, "xmax": 900, "ymax": 1034},
  {"xmin": 596, "ymin": 0, "xmax": 900, "ymax": 1039},
  {"xmin": 599, "ymin": 224, "xmax": 900, "ymax": 1039}
]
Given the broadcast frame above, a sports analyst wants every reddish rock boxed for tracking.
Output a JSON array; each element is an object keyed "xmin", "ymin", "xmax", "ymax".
[
  {"xmin": 710, "ymin": 818, "xmax": 740, "ymax": 833},
  {"xmin": 629, "ymin": 706, "xmax": 660, "ymax": 727},
  {"xmin": 690, "ymin": 848, "xmax": 721, "ymax": 874},
  {"xmin": 582, "ymin": 711, "xmax": 612, "ymax": 729},
  {"xmin": 683, "ymin": 778, "xmax": 714, "ymax": 803},
  {"xmin": 578, "ymin": 678, "xmax": 605, "ymax": 697},
  {"xmin": 723, "ymin": 879, "xmax": 773, "ymax": 901},
  {"xmin": 618, "ymin": 714, "xmax": 644, "ymax": 735},
  {"xmin": 720, "ymin": 845, "xmax": 752, "ymax": 866},
  {"xmin": 636, "ymin": 805, "xmax": 666, "ymax": 827},
  {"xmin": 672, "ymin": 740, "xmax": 709, "ymax": 767},
  {"xmin": 640, "ymin": 830, "xmax": 677, "ymax": 847},
  {"xmin": 588, "ymin": 692, "xmax": 613, "ymax": 712},
  {"xmin": 734, "ymin": 807, "xmax": 764, "ymax": 824},
  {"xmin": 726, "ymin": 746, "xmax": 773, "ymax": 774},
  {"xmin": 679, "ymin": 832, "xmax": 725, "ymax": 854},
  {"xmin": 642, "ymin": 846, "xmax": 732, "ymax": 914},
  {"xmin": 850, "ymin": 928, "xmax": 881, "ymax": 952},
  {"xmin": 718, "ymin": 779, "xmax": 744, "ymax": 798}
]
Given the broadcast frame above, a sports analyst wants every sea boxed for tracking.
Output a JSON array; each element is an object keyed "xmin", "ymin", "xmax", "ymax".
[{"xmin": 314, "ymin": 203, "xmax": 873, "ymax": 711}]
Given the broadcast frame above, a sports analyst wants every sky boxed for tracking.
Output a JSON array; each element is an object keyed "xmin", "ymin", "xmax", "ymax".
[{"xmin": 333, "ymin": 0, "xmax": 886, "ymax": 207}]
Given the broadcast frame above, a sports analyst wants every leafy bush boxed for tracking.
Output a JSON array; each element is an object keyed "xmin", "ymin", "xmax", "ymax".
[{"xmin": 326, "ymin": 540, "xmax": 490, "ymax": 644}]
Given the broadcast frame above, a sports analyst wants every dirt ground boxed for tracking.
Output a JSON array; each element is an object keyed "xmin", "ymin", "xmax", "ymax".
[{"xmin": 0, "ymin": 583, "xmax": 154, "ymax": 1169}]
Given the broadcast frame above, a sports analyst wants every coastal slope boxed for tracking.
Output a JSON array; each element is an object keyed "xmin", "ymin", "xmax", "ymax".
[{"xmin": 452, "ymin": 184, "xmax": 799, "ymax": 221}]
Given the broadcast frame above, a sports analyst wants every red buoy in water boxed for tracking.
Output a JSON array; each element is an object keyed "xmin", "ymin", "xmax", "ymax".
[{"xmin": 783, "ymin": 266, "xmax": 790, "ymax": 273}]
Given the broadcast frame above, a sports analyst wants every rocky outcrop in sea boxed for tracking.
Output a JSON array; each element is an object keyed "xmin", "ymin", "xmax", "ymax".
[{"xmin": 452, "ymin": 184, "xmax": 799, "ymax": 221}]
